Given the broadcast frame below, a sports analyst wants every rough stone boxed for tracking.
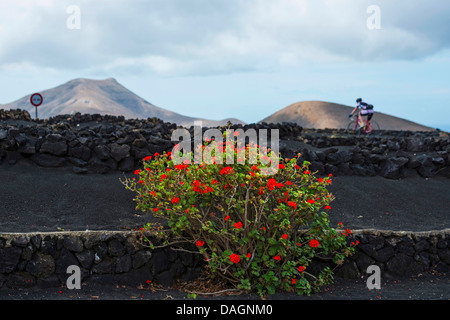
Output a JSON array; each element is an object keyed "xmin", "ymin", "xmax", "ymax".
[
  {"xmin": 437, "ymin": 248, "xmax": 450, "ymax": 264},
  {"xmin": 115, "ymin": 254, "xmax": 132, "ymax": 273},
  {"xmin": 386, "ymin": 253, "xmax": 414, "ymax": 276},
  {"xmin": 335, "ymin": 260, "xmax": 361, "ymax": 279},
  {"xmin": 63, "ymin": 236, "xmax": 84, "ymax": 253},
  {"xmin": 414, "ymin": 239, "xmax": 430, "ymax": 252},
  {"xmin": 108, "ymin": 239, "xmax": 125, "ymax": 257},
  {"xmin": 92, "ymin": 258, "xmax": 113, "ymax": 274},
  {"xmin": 5, "ymin": 272, "xmax": 36, "ymax": 289},
  {"xmin": 25, "ymin": 252, "xmax": 55, "ymax": 278},
  {"xmin": 31, "ymin": 153, "xmax": 66, "ymax": 167},
  {"xmin": 12, "ymin": 237, "xmax": 29, "ymax": 248},
  {"xmin": 373, "ymin": 247, "xmax": 395, "ymax": 263},
  {"xmin": 132, "ymin": 251, "xmax": 152, "ymax": 269},
  {"xmin": 55, "ymin": 249, "xmax": 79, "ymax": 274},
  {"xmin": 39, "ymin": 135, "xmax": 67, "ymax": 156},
  {"xmin": 0, "ymin": 247, "xmax": 22, "ymax": 273},
  {"xmin": 75, "ymin": 250, "xmax": 95, "ymax": 269},
  {"xmin": 93, "ymin": 144, "xmax": 111, "ymax": 160},
  {"xmin": 109, "ymin": 143, "xmax": 130, "ymax": 162}
]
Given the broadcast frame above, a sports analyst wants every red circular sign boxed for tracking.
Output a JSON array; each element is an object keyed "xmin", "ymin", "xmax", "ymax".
[{"xmin": 30, "ymin": 93, "xmax": 43, "ymax": 107}]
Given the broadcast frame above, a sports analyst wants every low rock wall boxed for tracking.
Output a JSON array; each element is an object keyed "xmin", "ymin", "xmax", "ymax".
[
  {"xmin": 0, "ymin": 231, "xmax": 204, "ymax": 289},
  {"xmin": 337, "ymin": 229, "xmax": 450, "ymax": 279},
  {"xmin": 1, "ymin": 110, "xmax": 449, "ymax": 179},
  {"xmin": 1, "ymin": 229, "xmax": 449, "ymax": 289}
]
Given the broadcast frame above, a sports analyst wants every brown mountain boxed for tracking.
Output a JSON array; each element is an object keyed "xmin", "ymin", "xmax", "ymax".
[
  {"xmin": 0, "ymin": 78, "xmax": 245, "ymax": 127},
  {"xmin": 260, "ymin": 101, "xmax": 434, "ymax": 131}
]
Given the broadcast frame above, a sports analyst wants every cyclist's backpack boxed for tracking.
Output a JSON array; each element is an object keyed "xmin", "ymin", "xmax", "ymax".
[{"xmin": 360, "ymin": 102, "xmax": 374, "ymax": 110}]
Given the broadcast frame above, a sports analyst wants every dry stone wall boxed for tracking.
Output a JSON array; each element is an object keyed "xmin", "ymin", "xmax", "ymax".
[
  {"xmin": 0, "ymin": 229, "xmax": 449, "ymax": 289},
  {"xmin": 0, "ymin": 231, "xmax": 204, "ymax": 289},
  {"xmin": 1, "ymin": 110, "xmax": 449, "ymax": 179}
]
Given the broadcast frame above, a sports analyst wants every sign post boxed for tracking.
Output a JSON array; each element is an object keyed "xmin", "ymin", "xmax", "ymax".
[{"xmin": 30, "ymin": 93, "xmax": 43, "ymax": 119}]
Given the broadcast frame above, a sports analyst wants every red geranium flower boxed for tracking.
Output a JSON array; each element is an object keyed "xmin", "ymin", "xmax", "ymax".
[
  {"xmin": 298, "ymin": 266, "xmax": 305, "ymax": 272},
  {"xmin": 309, "ymin": 239, "xmax": 319, "ymax": 248},
  {"xmin": 196, "ymin": 240, "xmax": 205, "ymax": 247},
  {"xmin": 282, "ymin": 234, "xmax": 288, "ymax": 239},
  {"xmin": 225, "ymin": 215, "xmax": 230, "ymax": 221},
  {"xmin": 230, "ymin": 254, "xmax": 240, "ymax": 263},
  {"xmin": 220, "ymin": 166, "xmax": 234, "ymax": 175},
  {"xmin": 307, "ymin": 199, "xmax": 315, "ymax": 204},
  {"xmin": 258, "ymin": 186, "xmax": 264, "ymax": 195},
  {"xmin": 234, "ymin": 221, "xmax": 243, "ymax": 229},
  {"xmin": 267, "ymin": 178, "xmax": 277, "ymax": 191},
  {"xmin": 134, "ymin": 169, "xmax": 141, "ymax": 175},
  {"xmin": 143, "ymin": 156, "xmax": 152, "ymax": 161},
  {"xmin": 273, "ymin": 255, "xmax": 281, "ymax": 261},
  {"xmin": 325, "ymin": 205, "xmax": 331, "ymax": 210},
  {"xmin": 288, "ymin": 201, "xmax": 297, "ymax": 209},
  {"xmin": 343, "ymin": 228, "xmax": 352, "ymax": 236},
  {"xmin": 171, "ymin": 197, "xmax": 180, "ymax": 204}
]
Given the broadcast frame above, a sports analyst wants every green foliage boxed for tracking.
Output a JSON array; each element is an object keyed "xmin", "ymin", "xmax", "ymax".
[{"xmin": 121, "ymin": 132, "xmax": 355, "ymax": 296}]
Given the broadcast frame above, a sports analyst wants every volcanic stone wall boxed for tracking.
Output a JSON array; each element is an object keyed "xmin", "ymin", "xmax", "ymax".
[
  {"xmin": 337, "ymin": 229, "xmax": 450, "ymax": 279},
  {"xmin": 0, "ymin": 229, "xmax": 449, "ymax": 289},
  {"xmin": 0, "ymin": 231, "xmax": 204, "ymax": 289},
  {"xmin": 293, "ymin": 129, "xmax": 450, "ymax": 179},
  {"xmin": 0, "ymin": 110, "xmax": 177, "ymax": 173},
  {"xmin": 1, "ymin": 109, "xmax": 449, "ymax": 179}
]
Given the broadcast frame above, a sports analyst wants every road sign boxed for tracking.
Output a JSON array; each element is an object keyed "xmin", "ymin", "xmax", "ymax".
[{"xmin": 30, "ymin": 93, "xmax": 43, "ymax": 119}]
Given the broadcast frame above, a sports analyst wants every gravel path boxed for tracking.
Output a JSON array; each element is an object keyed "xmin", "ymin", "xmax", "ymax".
[{"xmin": 1, "ymin": 164, "xmax": 448, "ymax": 233}]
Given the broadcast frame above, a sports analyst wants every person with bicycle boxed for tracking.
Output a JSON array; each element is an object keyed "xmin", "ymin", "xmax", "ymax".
[{"xmin": 349, "ymin": 98, "xmax": 374, "ymax": 132}]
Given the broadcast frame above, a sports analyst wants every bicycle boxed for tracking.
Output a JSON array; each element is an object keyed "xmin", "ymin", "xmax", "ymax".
[{"xmin": 347, "ymin": 114, "xmax": 380, "ymax": 134}]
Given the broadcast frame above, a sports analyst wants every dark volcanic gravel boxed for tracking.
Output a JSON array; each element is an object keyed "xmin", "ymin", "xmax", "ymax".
[{"xmin": 0, "ymin": 163, "xmax": 448, "ymax": 233}]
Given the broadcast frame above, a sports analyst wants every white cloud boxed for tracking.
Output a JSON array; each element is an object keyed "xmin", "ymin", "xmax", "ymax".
[{"xmin": 1, "ymin": 0, "xmax": 449, "ymax": 77}]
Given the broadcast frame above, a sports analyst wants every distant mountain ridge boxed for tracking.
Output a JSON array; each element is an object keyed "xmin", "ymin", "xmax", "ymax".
[
  {"xmin": 260, "ymin": 101, "xmax": 435, "ymax": 131},
  {"xmin": 0, "ymin": 78, "xmax": 245, "ymax": 127},
  {"xmin": 0, "ymin": 78, "xmax": 435, "ymax": 131}
]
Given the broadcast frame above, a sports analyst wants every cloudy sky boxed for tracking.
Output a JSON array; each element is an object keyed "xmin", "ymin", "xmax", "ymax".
[{"xmin": 1, "ymin": 0, "xmax": 449, "ymax": 130}]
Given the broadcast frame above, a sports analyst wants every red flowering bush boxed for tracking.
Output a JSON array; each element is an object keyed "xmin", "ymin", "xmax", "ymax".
[{"xmin": 121, "ymin": 132, "xmax": 355, "ymax": 296}]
